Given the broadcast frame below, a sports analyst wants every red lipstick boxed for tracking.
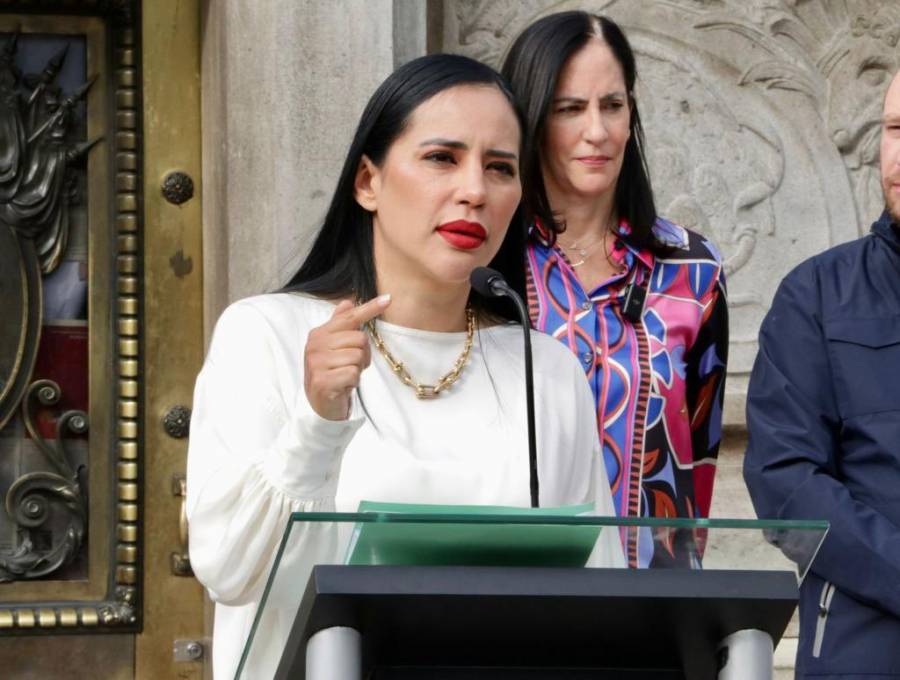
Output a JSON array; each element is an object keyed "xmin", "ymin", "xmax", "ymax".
[
  {"xmin": 577, "ymin": 155, "xmax": 611, "ymax": 167},
  {"xmin": 436, "ymin": 220, "xmax": 487, "ymax": 250}
]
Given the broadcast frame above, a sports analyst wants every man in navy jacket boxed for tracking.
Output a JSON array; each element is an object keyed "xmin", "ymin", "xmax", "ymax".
[{"xmin": 745, "ymin": 70, "xmax": 900, "ymax": 677}]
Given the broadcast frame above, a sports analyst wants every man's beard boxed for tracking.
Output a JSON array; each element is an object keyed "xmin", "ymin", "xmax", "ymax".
[{"xmin": 884, "ymin": 180, "xmax": 900, "ymax": 224}]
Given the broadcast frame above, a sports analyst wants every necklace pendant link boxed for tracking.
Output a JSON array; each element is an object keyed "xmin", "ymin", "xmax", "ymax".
[
  {"xmin": 367, "ymin": 306, "xmax": 475, "ymax": 400},
  {"xmin": 415, "ymin": 384, "xmax": 439, "ymax": 399}
]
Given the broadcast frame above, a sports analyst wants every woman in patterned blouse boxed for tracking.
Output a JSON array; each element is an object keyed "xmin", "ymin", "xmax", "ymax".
[{"xmin": 503, "ymin": 11, "xmax": 729, "ymax": 567}]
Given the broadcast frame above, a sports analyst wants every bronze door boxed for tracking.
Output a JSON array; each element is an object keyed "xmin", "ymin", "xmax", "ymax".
[{"xmin": 0, "ymin": 2, "xmax": 206, "ymax": 678}]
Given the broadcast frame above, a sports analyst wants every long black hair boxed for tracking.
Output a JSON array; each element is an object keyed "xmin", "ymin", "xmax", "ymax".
[
  {"xmin": 283, "ymin": 53, "xmax": 528, "ymax": 323},
  {"xmin": 502, "ymin": 11, "xmax": 661, "ymax": 251}
]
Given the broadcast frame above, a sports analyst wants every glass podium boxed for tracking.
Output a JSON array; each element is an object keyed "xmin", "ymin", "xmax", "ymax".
[{"xmin": 236, "ymin": 511, "xmax": 827, "ymax": 680}]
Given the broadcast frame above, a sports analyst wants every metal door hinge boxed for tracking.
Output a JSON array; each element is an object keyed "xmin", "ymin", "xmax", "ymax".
[{"xmin": 173, "ymin": 638, "xmax": 206, "ymax": 662}]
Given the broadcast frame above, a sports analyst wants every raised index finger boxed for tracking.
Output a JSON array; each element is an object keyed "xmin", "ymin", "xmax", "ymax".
[{"xmin": 333, "ymin": 293, "xmax": 392, "ymax": 329}]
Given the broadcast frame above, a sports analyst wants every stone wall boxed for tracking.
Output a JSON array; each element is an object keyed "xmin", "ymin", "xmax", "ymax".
[{"xmin": 442, "ymin": 0, "xmax": 900, "ymax": 427}]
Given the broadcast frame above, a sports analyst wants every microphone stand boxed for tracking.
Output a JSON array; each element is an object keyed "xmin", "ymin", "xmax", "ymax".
[{"xmin": 470, "ymin": 268, "xmax": 539, "ymax": 508}]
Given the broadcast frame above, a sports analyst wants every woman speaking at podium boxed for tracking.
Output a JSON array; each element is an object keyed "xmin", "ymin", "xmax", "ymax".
[{"xmin": 186, "ymin": 54, "xmax": 623, "ymax": 678}]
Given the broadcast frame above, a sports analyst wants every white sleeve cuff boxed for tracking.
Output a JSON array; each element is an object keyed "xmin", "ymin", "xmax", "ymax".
[{"xmin": 260, "ymin": 399, "xmax": 364, "ymax": 500}]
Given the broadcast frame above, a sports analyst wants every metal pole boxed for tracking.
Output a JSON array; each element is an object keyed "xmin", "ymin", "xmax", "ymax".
[
  {"xmin": 717, "ymin": 629, "xmax": 774, "ymax": 680},
  {"xmin": 306, "ymin": 626, "xmax": 362, "ymax": 680}
]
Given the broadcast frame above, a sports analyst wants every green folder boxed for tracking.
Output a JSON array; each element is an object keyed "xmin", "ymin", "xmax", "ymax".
[{"xmin": 344, "ymin": 501, "xmax": 602, "ymax": 568}]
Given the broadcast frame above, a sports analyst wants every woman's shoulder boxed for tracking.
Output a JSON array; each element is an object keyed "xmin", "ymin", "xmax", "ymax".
[
  {"xmin": 651, "ymin": 217, "xmax": 723, "ymax": 266},
  {"xmin": 527, "ymin": 331, "xmax": 596, "ymax": 413},
  {"xmin": 209, "ymin": 293, "xmax": 336, "ymax": 357},
  {"xmin": 219, "ymin": 292, "xmax": 335, "ymax": 325},
  {"xmin": 483, "ymin": 323, "xmax": 588, "ymax": 376},
  {"xmin": 528, "ymin": 327, "xmax": 579, "ymax": 359},
  {"xmin": 223, "ymin": 293, "xmax": 334, "ymax": 319}
]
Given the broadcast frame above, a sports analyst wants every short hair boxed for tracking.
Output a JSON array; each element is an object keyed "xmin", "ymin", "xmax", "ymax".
[
  {"xmin": 502, "ymin": 11, "xmax": 661, "ymax": 251},
  {"xmin": 283, "ymin": 53, "xmax": 528, "ymax": 322}
]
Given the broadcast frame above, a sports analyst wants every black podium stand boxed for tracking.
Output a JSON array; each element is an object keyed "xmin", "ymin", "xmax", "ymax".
[{"xmin": 274, "ymin": 565, "xmax": 798, "ymax": 679}]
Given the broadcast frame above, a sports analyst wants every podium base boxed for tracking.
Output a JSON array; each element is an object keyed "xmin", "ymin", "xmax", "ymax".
[
  {"xmin": 306, "ymin": 626, "xmax": 361, "ymax": 679},
  {"xmin": 717, "ymin": 629, "xmax": 774, "ymax": 680}
]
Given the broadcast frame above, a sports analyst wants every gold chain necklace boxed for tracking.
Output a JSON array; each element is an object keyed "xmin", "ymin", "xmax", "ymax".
[
  {"xmin": 561, "ymin": 238, "xmax": 605, "ymax": 267},
  {"xmin": 558, "ymin": 217, "xmax": 616, "ymax": 268},
  {"xmin": 558, "ymin": 233, "xmax": 602, "ymax": 255},
  {"xmin": 366, "ymin": 307, "xmax": 476, "ymax": 399}
]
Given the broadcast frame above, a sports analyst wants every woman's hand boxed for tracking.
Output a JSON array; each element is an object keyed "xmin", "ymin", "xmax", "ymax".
[{"xmin": 304, "ymin": 295, "xmax": 391, "ymax": 421}]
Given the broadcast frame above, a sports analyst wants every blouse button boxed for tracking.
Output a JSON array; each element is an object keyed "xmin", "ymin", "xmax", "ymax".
[
  {"xmin": 581, "ymin": 300, "xmax": 592, "ymax": 311},
  {"xmin": 582, "ymin": 352, "xmax": 593, "ymax": 365}
]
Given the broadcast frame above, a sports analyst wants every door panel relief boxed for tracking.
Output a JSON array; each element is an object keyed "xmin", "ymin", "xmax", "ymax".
[{"xmin": 0, "ymin": 4, "xmax": 144, "ymax": 637}]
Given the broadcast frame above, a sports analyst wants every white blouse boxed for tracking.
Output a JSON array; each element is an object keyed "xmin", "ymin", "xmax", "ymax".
[{"xmin": 186, "ymin": 293, "xmax": 624, "ymax": 679}]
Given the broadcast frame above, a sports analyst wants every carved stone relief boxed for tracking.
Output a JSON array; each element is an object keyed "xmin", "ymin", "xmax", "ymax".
[{"xmin": 443, "ymin": 0, "xmax": 900, "ymax": 423}]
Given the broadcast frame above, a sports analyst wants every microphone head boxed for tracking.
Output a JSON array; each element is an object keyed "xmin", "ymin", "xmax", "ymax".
[{"xmin": 470, "ymin": 266, "xmax": 504, "ymax": 297}]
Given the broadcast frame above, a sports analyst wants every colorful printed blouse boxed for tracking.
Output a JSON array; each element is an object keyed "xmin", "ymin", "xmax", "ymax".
[{"xmin": 526, "ymin": 218, "xmax": 728, "ymax": 568}]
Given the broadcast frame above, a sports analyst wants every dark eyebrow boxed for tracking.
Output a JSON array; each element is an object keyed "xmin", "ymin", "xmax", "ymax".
[
  {"xmin": 420, "ymin": 137, "xmax": 467, "ymax": 149},
  {"xmin": 553, "ymin": 92, "xmax": 627, "ymax": 105},
  {"xmin": 553, "ymin": 97, "xmax": 587, "ymax": 105},
  {"xmin": 419, "ymin": 137, "xmax": 517, "ymax": 160}
]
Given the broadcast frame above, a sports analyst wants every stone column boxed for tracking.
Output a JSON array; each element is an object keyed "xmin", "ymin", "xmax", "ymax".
[{"xmin": 201, "ymin": 0, "xmax": 431, "ymax": 335}]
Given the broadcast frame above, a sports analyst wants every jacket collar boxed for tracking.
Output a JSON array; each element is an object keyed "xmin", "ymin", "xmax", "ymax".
[{"xmin": 871, "ymin": 210, "xmax": 900, "ymax": 254}]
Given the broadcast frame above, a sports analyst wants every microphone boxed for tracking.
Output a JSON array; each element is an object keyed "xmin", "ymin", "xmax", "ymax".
[{"xmin": 470, "ymin": 267, "xmax": 539, "ymax": 508}]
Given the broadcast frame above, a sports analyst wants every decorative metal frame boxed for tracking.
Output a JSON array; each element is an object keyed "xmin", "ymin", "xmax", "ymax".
[{"xmin": 0, "ymin": 1, "xmax": 143, "ymax": 634}]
